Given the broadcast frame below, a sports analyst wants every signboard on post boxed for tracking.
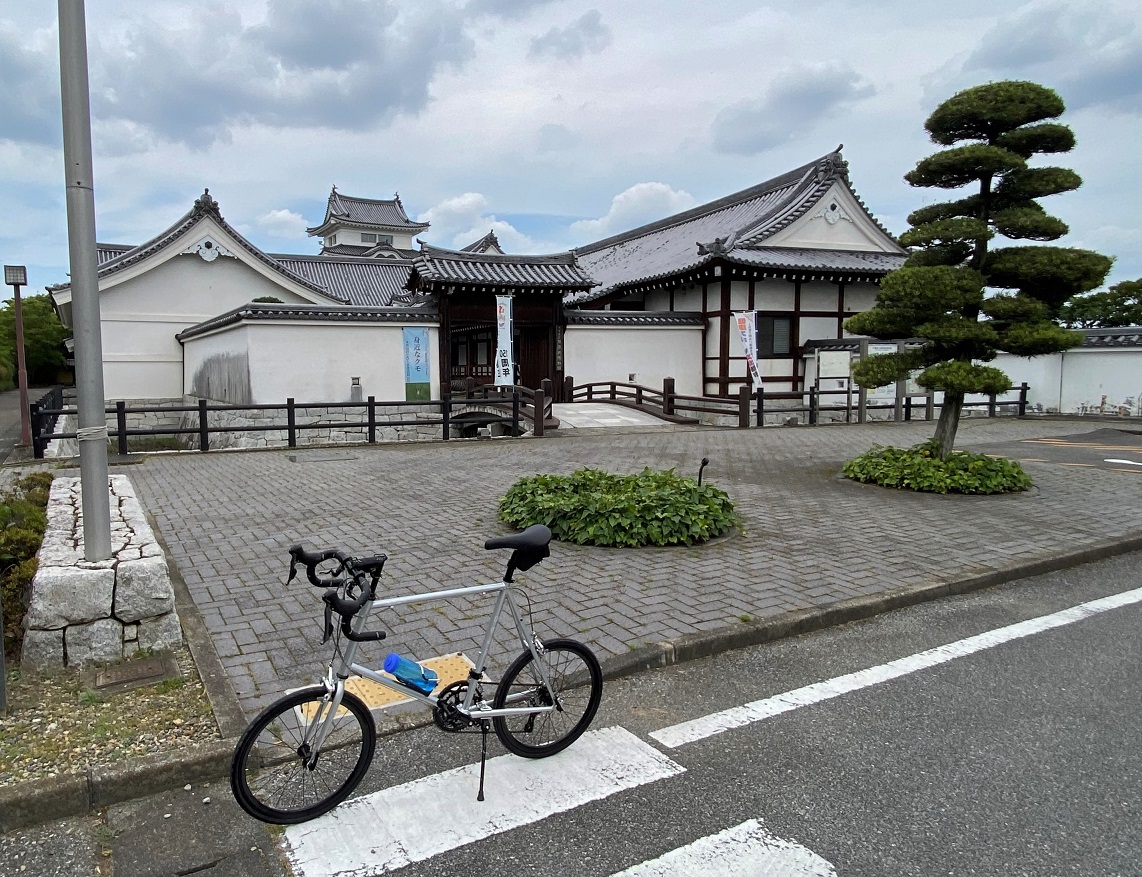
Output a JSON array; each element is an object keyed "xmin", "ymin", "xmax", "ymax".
[
  {"xmin": 494, "ymin": 295, "xmax": 515, "ymax": 386},
  {"xmin": 402, "ymin": 327, "xmax": 431, "ymax": 401},
  {"xmin": 866, "ymin": 342, "xmax": 898, "ymax": 400},
  {"xmin": 732, "ymin": 311, "xmax": 762, "ymax": 385}
]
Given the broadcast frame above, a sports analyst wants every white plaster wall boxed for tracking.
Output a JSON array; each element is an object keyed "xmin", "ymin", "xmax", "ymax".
[
  {"xmin": 764, "ymin": 182, "xmax": 900, "ymax": 252},
  {"xmin": 801, "ymin": 282, "xmax": 840, "ymax": 312},
  {"xmin": 245, "ymin": 322, "xmax": 439, "ymax": 403},
  {"xmin": 674, "ymin": 285, "xmax": 703, "ymax": 310},
  {"xmin": 800, "ymin": 316, "xmax": 840, "ymax": 343},
  {"xmin": 995, "ymin": 350, "xmax": 1142, "ymax": 415},
  {"xmin": 97, "ymin": 253, "xmax": 316, "ymax": 399},
  {"xmin": 729, "ymin": 281, "xmax": 750, "ymax": 310},
  {"xmin": 183, "ymin": 325, "xmax": 252, "ymax": 403},
  {"xmin": 564, "ymin": 326, "xmax": 703, "ymax": 396},
  {"xmin": 844, "ymin": 283, "xmax": 879, "ymax": 313},
  {"xmin": 755, "ymin": 280, "xmax": 794, "ymax": 311}
]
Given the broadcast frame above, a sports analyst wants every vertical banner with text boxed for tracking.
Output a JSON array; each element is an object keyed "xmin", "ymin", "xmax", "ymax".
[
  {"xmin": 403, "ymin": 327, "xmax": 431, "ymax": 401},
  {"xmin": 733, "ymin": 311, "xmax": 762, "ymax": 385},
  {"xmin": 494, "ymin": 295, "xmax": 515, "ymax": 386}
]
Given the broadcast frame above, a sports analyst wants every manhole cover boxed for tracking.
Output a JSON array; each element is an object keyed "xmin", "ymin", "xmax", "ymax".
[{"xmin": 93, "ymin": 654, "xmax": 181, "ymax": 694}]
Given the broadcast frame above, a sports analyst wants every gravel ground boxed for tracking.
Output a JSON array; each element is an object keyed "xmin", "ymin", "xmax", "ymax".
[{"xmin": 0, "ymin": 647, "xmax": 219, "ymax": 787}]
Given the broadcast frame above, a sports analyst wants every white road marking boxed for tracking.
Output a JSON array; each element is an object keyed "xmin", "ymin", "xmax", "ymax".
[
  {"xmin": 652, "ymin": 585, "xmax": 1142, "ymax": 749},
  {"xmin": 283, "ymin": 726, "xmax": 685, "ymax": 876},
  {"xmin": 610, "ymin": 819, "xmax": 836, "ymax": 876},
  {"xmin": 1104, "ymin": 458, "xmax": 1142, "ymax": 466}
]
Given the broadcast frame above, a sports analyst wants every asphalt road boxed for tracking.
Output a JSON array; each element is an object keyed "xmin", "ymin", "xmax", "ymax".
[
  {"xmin": 978, "ymin": 425, "xmax": 1142, "ymax": 474},
  {"xmin": 4, "ymin": 550, "xmax": 1139, "ymax": 876}
]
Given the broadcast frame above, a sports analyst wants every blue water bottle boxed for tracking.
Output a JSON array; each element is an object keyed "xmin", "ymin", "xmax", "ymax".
[{"xmin": 384, "ymin": 653, "xmax": 439, "ymax": 695}]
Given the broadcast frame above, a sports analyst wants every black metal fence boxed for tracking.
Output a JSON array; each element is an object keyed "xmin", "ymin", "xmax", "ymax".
[{"xmin": 31, "ymin": 383, "xmax": 554, "ymax": 458}]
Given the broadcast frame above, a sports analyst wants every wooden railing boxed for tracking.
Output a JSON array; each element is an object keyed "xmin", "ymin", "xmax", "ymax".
[{"xmin": 562, "ymin": 376, "xmax": 1030, "ymax": 429}]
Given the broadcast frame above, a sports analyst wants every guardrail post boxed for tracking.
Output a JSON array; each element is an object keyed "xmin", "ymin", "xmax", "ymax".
[
  {"xmin": 198, "ymin": 398, "xmax": 210, "ymax": 452},
  {"xmin": 541, "ymin": 378, "xmax": 553, "ymax": 407},
  {"xmin": 533, "ymin": 387, "xmax": 546, "ymax": 437},
  {"xmin": 1018, "ymin": 382, "xmax": 1028, "ymax": 416},
  {"xmin": 926, "ymin": 392, "xmax": 935, "ymax": 421},
  {"xmin": 663, "ymin": 377, "xmax": 675, "ymax": 416},
  {"xmin": 809, "ymin": 386, "xmax": 818, "ymax": 425},
  {"xmin": 737, "ymin": 386, "xmax": 751, "ymax": 428},
  {"xmin": 609, "ymin": 381, "xmax": 616, "ymax": 401},
  {"xmin": 987, "ymin": 393, "xmax": 997, "ymax": 418},
  {"xmin": 442, "ymin": 394, "xmax": 451, "ymax": 440},
  {"xmin": 287, "ymin": 397, "xmax": 296, "ymax": 448},
  {"xmin": 635, "ymin": 385, "xmax": 643, "ymax": 406},
  {"xmin": 512, "ymin": 388, "xmax": 520, "ymax": 434},
  {"xmin": 367, "ymin": 395, "xmax": 376, "ymax": 443},
  {"xmin": 116, "ymin": 400, "xmax": 128, "ymax": 456},
  {"xmin": 857, "ymin": 339, "xmax": 869, "ymax": 424},
  {"xmin": 904, "ymin": 396, "xmax": 912, "ymax": 422},
  {"xmin": 756, "ymin": 388, "xmax": 764, "ymax": 427},
  {"xmin": 563, "ymin": 375, "xmax": 574, "ymax": 401}
]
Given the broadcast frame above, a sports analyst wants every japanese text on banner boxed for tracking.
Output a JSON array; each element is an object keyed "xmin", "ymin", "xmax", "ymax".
[
  {"xmin": 733, "ymin": 311, "xmax": 762, "ymax": 385},
  {"xmin": 494, "ymin": 295, "xmax": 515, "ymax": 386}
]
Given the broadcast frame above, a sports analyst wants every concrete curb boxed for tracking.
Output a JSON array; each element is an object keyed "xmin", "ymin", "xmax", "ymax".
[{"xmin": 3, "ymin": 530, "xmax": 1140, "ymax": 832}]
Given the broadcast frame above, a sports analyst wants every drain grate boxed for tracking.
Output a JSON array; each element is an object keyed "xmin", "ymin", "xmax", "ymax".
[{"xmin": 93, "ymin": 654, "xmax": 181, "ymax": 694}]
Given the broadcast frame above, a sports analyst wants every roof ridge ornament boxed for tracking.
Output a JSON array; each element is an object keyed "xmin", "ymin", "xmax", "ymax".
[
  {"xmin": 696, "ymin": 231, "xmax": 738, "ymax": 256},
  {"xmin": 193, "ymin": 188, "xmax": 220, "ymax": 215},
  {"xmin": 815, "ymin": 146, "xmax": 849, "ymax": 183}
]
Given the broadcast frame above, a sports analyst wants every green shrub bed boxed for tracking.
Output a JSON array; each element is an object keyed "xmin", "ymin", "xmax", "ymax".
[
  {"xmin": 843, "ymin": 441, "xmax": 1032, "ymax": 495},
  {"xmin": 1, "ymin": 472, "xmax": 54, "ymax": 659},
  {"xmin": 499, "ymin": 467, "xmax": 736, "ymax": 547}
]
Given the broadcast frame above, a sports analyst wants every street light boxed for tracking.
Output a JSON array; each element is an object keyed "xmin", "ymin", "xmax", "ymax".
[{"xmin": 3, "ymin": 265, "xmax": 32, "ymax": 447}]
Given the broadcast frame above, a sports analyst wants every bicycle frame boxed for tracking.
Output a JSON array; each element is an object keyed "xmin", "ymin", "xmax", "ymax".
[{"xmin": 318, "ymin": 579, "xmax": 559, "ymax": 726}]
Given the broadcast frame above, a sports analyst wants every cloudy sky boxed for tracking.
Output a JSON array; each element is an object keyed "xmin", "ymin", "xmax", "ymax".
[{"xmin": 2, "ymin": 0, "xmax": 1140, "ymax": 297}]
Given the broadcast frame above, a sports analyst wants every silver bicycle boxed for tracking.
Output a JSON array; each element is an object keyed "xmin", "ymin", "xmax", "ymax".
[{"xmin": 229, "ymin": 524, "xmax": 603, "ymax": 824}]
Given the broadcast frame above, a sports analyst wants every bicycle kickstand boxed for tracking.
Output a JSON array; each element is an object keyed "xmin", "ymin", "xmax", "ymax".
[{"xmin": 477, "ymin": 720, "xmax": 490, "ymax": 802}]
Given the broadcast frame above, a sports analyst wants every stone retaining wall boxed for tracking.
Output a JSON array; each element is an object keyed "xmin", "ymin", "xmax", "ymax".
[{"xmin": 21, "ymin": 475, "xmax": 183, "ymax": 670}]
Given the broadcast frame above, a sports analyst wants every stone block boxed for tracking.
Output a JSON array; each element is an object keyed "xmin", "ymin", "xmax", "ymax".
[
  {"xmin": 24, "ymin": 566, "xmax": 115, "ymax": 629},
  {"xmin": 66, "ymin": 618, "xmax": 124, "ymax": 665},
  {"xmin": 114, "ymin": 555, "xmax": 175, "ymax": 622},
  {"xmin": 138, "ymin": 611, "xmax": 183, "ymax": 651},
  {"xmin": 20, "ymin": 628, "xmax": 66, "ymax": 671}
]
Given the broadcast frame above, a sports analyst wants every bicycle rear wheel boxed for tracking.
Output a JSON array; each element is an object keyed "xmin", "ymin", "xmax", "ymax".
[
  {"xmin": 230, "ymin": 686, "xmax": 376, "ymax": 824},
  {"xmin": 492, "ymin": 638, "xmax": 602, "ymax": 758}
]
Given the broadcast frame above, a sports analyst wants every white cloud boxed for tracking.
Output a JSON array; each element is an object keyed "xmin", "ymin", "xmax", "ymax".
[
  {"xmin": 570, "ymin": 183, "xmax": 696, "ymax": 242},
  {"xmin": 417, "ymin": 193, "xmax": 546, "ymax": 252},
  {"xmin": 712, "ymin": 62, "xmax": 875, "ymax": 155},
  {"xmin": 255, "ymin": 209, "xmax": 309, "ymax": 240},
  {"xmin": 528, "ymin": 10, "xmax": 611, "ymax": 61}
]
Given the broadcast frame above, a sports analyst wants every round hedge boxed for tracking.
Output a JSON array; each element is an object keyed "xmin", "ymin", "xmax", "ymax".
[
  {"xmin": 843, "ymin": 440, "xmax": 1032, "ymax": 494},
  {"xmin": 498, "ymin": 467, "xmax": 736, "ymax": 547}
]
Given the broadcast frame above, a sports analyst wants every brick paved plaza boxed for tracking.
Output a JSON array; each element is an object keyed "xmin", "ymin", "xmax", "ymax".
[{"xmin": 107, "ymin": 416, "xmax": 1141, "ymax": 718}]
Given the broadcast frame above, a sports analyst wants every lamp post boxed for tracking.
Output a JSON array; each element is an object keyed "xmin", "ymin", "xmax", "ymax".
[{"xmin": 2, "ymin": 265, "xmax": 32, "ymax": 447}]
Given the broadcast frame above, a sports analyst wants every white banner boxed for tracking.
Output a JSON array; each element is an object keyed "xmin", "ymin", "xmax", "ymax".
[
  {"xmin": 494, "ymin": 295, "xmax": 515, "ymax": 386},
  {"xmin": 733, "ymin": 311, "xmax": 762, "ymax": 385}
]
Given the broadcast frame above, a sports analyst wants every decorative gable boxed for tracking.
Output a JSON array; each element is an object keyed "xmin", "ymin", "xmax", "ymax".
[{"xmin": 763, "ymin": 181, "xmax": 901, "ymax": 253}]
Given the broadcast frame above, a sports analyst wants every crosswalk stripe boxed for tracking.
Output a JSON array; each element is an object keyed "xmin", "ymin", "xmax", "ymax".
[
  {"xmin": 610, "ymin": 819, "xmax": 836, "ymax": 876},
  {"xmin": 651, "ymin": 585, "xmax": 1142, "ymax": 749},
  {"xmin": 282, "ymin": 726, "xmax": 685, "ymax": 876}
]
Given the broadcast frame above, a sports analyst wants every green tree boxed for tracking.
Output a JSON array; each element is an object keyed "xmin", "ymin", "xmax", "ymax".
[
  {"xmin": 1058, "ymin": 279, "xmax": 1142, "ymax": 328},
  {"xmin": 0, "ymin": 294, "xmax": 71, "ymax": 386},
  {"xmin": 846, "ymin": 81, "xmax": 1113, "ymax": 457}
]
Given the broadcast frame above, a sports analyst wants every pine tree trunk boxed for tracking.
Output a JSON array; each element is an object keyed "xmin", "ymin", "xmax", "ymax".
[{"xmin": 933, "ymin": 391, "xmax": 963, "ymax": 458}]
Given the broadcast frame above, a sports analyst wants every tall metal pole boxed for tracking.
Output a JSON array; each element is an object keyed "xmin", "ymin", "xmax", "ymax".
[
  {"xmin": 58, "ymin": 0, "xmax": 111, "ymax": 561},
  {"xmin": 13, "ymin": 283, "xmax": 32, "ymax": 447}
]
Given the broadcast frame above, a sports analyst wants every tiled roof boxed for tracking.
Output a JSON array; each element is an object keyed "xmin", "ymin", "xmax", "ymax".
[
  {"xmin": 96, "ymin": 243, "xmax": 134, "ymax": 265},
  {"xmin": 177, "ymin": 302, "xmax": 437, "ymax": 341},
  {"xmin": 307, "ymin": 188, "xmax": 430, "ymax": 234},
  {"xmin": 571, "ymin": 149, "xmax": 904, "ymax": 303},
  {"xmin": 565, "ymin": 310, "xmax": 705, "ymax": 326},
  {"xmin": 1078, "ymin": 327, "xmax": 1142, "ymax": 347},
  {"xmin": 52, "ymin": 191, "xmax": 343, "ymax": 302},
  {"xmin": 269, "ymin": 254, "xmax": 420, "ymax": 307},
  {"xmin": 726, "ymin": 247, "xmax": 906, "ymax": 274},
  {"xmin": 322, "ymin": 243, "xmax": 372, "ymax": 256},
  {"xmin": 461, "ymin": 230, "xmax": 505, "ymax": 254},
  {"xmin": 409, "ymin": 243, "xmax": 595, "ymax": 293}
]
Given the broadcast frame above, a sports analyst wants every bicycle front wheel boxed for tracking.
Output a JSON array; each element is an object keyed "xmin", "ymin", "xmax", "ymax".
[
  {"xmin": 230, "ymin": 686, "xmax": 376, "ymax": 824},
  {"xmin": 493, "ymin": 638, "xmax": 602, "ymax": 758}
]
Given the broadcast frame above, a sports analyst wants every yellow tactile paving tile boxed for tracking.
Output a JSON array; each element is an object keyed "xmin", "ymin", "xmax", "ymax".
[{"xmin": 297, "ymin": 653, "xmax": 476, "ymax": 719}]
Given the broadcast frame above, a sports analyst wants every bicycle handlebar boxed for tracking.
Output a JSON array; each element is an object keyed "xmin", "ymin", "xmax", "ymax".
[{"xmin": 287, "ymin": 543, "xmax": 389, "ymax": 643}]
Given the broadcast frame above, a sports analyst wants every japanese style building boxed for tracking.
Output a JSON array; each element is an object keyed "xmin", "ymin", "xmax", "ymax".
[{"xmin": 49, "ymin": 148, "xmax": 907, "ymax": 406}]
